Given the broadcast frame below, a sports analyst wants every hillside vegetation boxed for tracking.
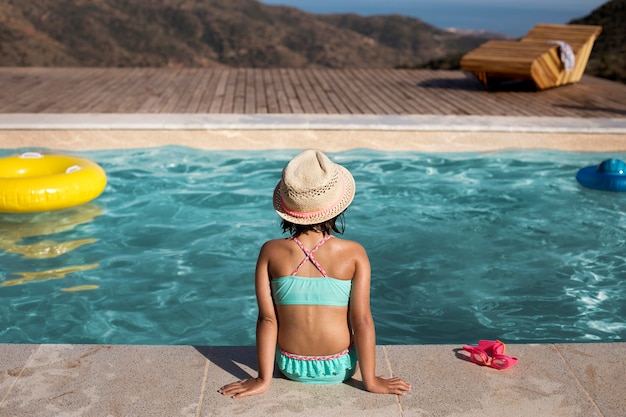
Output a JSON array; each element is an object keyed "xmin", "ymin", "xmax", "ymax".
[
  {"xmin": 0, "ymin": 0, "xmax": 622, "ymax": 83},
  {"xmin": 0, "ymin": 0, "xmax": 505, "ymax": 68},
  {"xmin": 571, "ymin": 0, "xmax": 626, "ymax": 83}
]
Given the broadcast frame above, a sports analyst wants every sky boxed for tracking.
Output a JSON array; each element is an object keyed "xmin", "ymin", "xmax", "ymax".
[{"xmin": 259, "ymin": 0, "xmax": 607, "ymax": 37}]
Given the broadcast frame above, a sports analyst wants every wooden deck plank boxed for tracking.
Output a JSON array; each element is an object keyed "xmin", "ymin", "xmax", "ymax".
[
  {"xmin": 38, "ymin": 68, "xmax": 110, "ymax": 112},
  {"xmin": 252, "ymin": 69, "xmax": 268, "ymax": 114},
  {"xmin": 408, "ymin": 70, "xmax": 524, "ymax": 116},
  {"xmin": 394, "ymin": 69, "xmax": 451, "ymax": 114},
  {"xmin": 327, "ymin": 69, "xmax": 379, "ymax": 114},
  {"xmin": 219, "ymin": 69, "xmax": 239, "ymax": 113},
  {"xmin": 334, "ymin": 70, "xmax": 383, "ymax": 114},
  {"xmin": 275, "ymin": 71, "xmax": 293, "ymax": 113},
  {"xmin": 0, "ymin": 68, "xmax": 42, "ymax": 111},
  {"xmin": 378, "ymin": 69, "xmax": 447, "ymax": 114},
  {"xmin": 308, "ymin": 69, "xmax": 351, "ymax": 114},
  {"xmin": 24, "ymin": 68, "xmax": 110, "ymax": 112},
  {"xmin": 134, "ymin": 69, "xmax": 181, "ymax": 113},
  {"xmin": 48, "ymin": 68, "xmax": 118, "ymax": 112},
  {"xmin": 328, "ymin": 69, "xmax": 375, "ymax": 114},
  {"xmin": 286, "ymin": 69, "xmax": 316, "ymax": 113},
  {"xmin": 350, "ymin": 69, "xmax": 405, "ymax": 114},
  {"xmin": 19, "ymin": 70, "xmax": 65, "ymax": 112},
  {"xmin": 353, "ymin": 69, "xmax": 399, "ymax": 114},
  {"xmin": 349, "ymin": 69, "xmax": 407, "ymax": 114},
  {"xmin": 116, "ymin": 68, "xmax": 175, "ymax": 112},
  {"xmin": 243, "ymin": 69, "xmax": 256, "ymax": 114},
  {"xmin": 231, "ymin": 69, "xmax": 246, "ymax": 113},
  {"xmin": 113, "ymin": 68, "xmax": 165, "ymax": 112},
  {"xmin": 264, "ymin": 69, "xmax": 281, "ymax": 113},
  {"xmin": 262, "ymin": 69, "xmax": 280, "ymax": 113},
  {"xmin": 300, "ymin": 69, "xmax": 338, "ymax": 113},
  {"xmin": 199, "ymin": 69, "xmax": 226, "ymax": 113},
  {"xmin": 300, "ymin": 69, "xmax": 333, "ymax": 113},
  {"xmin": 185, "ymin": 69, "xmax": 217, "ymax": 113},
  {"xmin": 207, "ymin": 70, "xmax": 230, "ymax": 113},
  {"xmin": 98, "ymin": 68, "xmax": 167, "ymax": 112},
  {"xmin": 0, "ymin": 68, "xmax": 625, "ymax": 118},
  {"xmin": 0, "ymin": 68, "xmax": 61, "ymax": 112},
  {"xmin": 583, "ymin": 76, "xmax": 626, "ymax": 105},
  {"xmin": 279, "ymin": 69, "xmax": 304, "ymax": 113},
  {"xmin": 153, "ymin": 69, "xmax": 193, "ymax": 112},
  {"xmin": 160, "ymin": 68, "xmax": 203, "ymax": 113},
  {"xmin": 403, "ymin": 70, "xmax": 508, "ymax": 116},
  {"xmin": 386, "ymin": 69, "xmax": 442, "ymax": 114},
  {"xmin": 269, "ymin": 69, "xmax": 291, "ymax": 113}
]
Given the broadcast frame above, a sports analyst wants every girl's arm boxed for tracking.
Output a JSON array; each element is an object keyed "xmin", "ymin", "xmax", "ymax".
[
  {"xmin": 349, "ymin": 244, "xmax": 411, "ymax": 395},
  {"xmin": 219, "ymin": 243, "xmax": 278, "ymax": 399}
]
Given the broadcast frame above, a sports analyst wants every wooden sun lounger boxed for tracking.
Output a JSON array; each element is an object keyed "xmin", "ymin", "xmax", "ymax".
[{"xmin": 460, "ymin": 24, "xmax": 602, "ymax": 90}]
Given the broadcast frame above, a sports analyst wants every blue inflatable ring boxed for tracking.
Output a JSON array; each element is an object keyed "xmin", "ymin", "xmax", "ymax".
[{"xmin": 576, "ymin": 159, "xmax": 626, "ymax": 192}]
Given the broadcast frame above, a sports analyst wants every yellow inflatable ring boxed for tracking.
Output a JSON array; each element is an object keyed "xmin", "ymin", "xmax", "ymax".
[{"xmin": 0, "ymin": 152, "xmax": 107, "ymax": 213}]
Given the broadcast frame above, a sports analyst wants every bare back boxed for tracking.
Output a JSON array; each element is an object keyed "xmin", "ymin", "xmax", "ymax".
[{"xmin": 260, "ymin": 232, "xmax": 368, "ymax": 356}]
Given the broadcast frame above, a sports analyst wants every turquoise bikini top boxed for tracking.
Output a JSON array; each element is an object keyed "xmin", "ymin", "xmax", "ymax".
[
  {"xmin": 271, "ymin": 235, "xmax": 352, "ymax": 307},
  {"xmin": 271, "ymin": 276, "xmax": 352, "ymax": 306}
]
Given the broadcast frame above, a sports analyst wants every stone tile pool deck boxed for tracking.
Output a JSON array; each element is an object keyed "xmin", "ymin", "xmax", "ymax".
[
  {"xmin": 1, "ymin": 343, "xmax": 625, "ymax": 416},
  {"xmin": 2, "ymin": 112, "xmax": 626, "ymax": 416}
]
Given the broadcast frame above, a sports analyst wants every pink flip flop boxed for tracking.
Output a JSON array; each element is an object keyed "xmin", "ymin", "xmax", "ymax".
[
  {"xmin": 478, "ymin": 339, "xmax": 506, "ymax": 356},
  {"xmin": 462, "ymin": 340, "xmax": 518, "ymax": 370}
]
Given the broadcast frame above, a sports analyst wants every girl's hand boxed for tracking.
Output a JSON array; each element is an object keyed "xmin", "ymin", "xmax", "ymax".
[
  {"xmin": 218, "ymin": 378, "xmax": 270, "ymax": 399},
  {"xmin": 365, "ymin": 376, "xmax": 412, "ymax": 395}
]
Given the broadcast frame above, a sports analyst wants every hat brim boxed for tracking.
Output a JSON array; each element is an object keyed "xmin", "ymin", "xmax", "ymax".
[{"xmin": 273, "ymin": 165, "xmax": 355, "ymax": 225}]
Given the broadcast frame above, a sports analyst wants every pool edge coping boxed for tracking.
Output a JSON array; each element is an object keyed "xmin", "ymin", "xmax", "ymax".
[{"xmin": 1, "ymin": 113, "xmax": 626, "ymax": 133}]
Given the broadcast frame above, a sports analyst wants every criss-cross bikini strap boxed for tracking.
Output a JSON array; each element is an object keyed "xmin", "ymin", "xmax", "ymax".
[{"xmin": 290, "ymin": 235, "xmax": 334, "ymax": 277}]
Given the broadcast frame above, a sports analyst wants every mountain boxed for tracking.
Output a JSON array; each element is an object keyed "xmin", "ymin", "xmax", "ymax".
[
  {"xmin": 571, "ymin": 0, "xmax": 626, "ymax": 83},
  {"xmin": 0, "ymin": 0, "xmax": 507, "ymax": 68}
]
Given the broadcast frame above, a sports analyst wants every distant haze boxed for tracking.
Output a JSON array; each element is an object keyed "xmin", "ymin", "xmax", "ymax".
[{"xmin": 259, "ymin": 0, "xmax": 607, "ymax": 36}]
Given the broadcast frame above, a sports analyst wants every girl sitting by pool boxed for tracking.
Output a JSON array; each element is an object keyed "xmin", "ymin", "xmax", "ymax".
[{"xmin": 219, "ymin": 149, "xmax": 411, "ymax": 398}]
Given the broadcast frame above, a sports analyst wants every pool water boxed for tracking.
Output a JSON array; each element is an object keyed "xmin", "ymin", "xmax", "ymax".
[{"xmin": 1, "ymin": 147, "xmax": 625, "ymax": 346}]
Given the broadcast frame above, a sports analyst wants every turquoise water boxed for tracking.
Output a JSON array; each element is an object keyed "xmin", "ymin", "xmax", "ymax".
[{"xmin": 1, "ymin": 147, "xmax": 625, "ymax": 346}]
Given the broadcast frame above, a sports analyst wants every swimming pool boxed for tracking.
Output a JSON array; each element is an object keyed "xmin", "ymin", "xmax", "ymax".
[{"xmin": 1, "ymin": 147, "xmax": 625, "ymax": 346}]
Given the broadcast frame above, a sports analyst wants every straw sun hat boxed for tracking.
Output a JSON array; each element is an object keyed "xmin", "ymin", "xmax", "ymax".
[{"xmin": 273, "ymin": 150, "xmax": 355, "ymax": 225}]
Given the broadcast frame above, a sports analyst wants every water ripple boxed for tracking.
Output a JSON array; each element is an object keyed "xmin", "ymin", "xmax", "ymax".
[{"xmin": 1, "ymin": 147, "xmax": 625, "ymax": 345}]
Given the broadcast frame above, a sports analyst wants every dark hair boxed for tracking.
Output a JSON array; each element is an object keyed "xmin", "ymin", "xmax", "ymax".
[{"xmin": 281, "ymin": 213, "xmax": 345, "ymax": 236}]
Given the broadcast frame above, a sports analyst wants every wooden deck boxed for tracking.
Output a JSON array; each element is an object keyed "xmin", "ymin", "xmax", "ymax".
[{"xmin": 1, "ymin": 67, "xmax": 625, "ymax": 118}]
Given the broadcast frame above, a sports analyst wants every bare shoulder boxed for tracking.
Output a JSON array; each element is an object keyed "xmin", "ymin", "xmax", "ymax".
[
  {"xmin": 258, "ymin": 238, "xmax": 292, "ymax": 257},
  {"xmin": 260, "ymin": 238, "xmax": 286, "ymax": 248},
  {"xmin": 260, "ymin": 238, "xmax": 287, "ymax": 250},
  {"xmin": 332, "ymin": 237, "xmax": 368, "ymax": 259}
]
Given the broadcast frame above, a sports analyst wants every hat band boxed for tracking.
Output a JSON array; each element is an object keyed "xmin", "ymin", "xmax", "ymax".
[{"xmin": 279, "ymin": 178, "xmax": 346, "ymax": 220}]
